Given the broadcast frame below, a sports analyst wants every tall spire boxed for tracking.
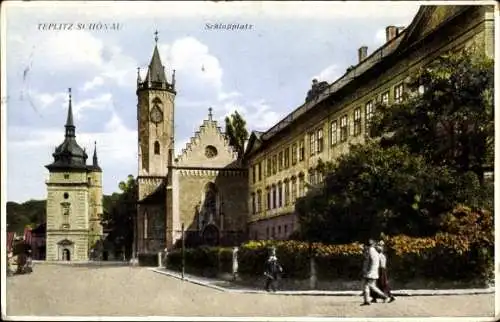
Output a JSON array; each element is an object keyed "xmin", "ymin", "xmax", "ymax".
[
  {"xmin": 145, "ymin": 30, "xmax": 167, "ymax": 84},
  {"xmin": 65, "ymin": 88, "xmax": 75, "ymax": 138},
  {"xmin": 93, "ymin": 141, "xmax": 99, "ymax": 167}
]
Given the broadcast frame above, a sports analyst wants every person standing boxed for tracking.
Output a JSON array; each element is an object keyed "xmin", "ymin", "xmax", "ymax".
[
  {"xmin": 371, "ymin": 241, "xmax": 396, "ymax": 303},
  {"xmin": 264, "ymin": 248, "xmax": 283, "ymax": 292},
  {"xmin": 361, "ymin": 239, "xmax": 388, "ymax": 306},
  {"xmin": 232, "ymin": 247, "xmax": 239, "ymax": 281}
]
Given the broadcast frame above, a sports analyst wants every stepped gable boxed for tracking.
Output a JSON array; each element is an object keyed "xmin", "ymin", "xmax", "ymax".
[{"xmin": 175, "ymin": 108, "xmax": 240, "ymax": 168}]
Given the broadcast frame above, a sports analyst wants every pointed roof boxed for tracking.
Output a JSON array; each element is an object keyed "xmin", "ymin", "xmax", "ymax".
[
  {"xmin": 46, "ymin": 88, "xmax": 88, "ymax": 171},
  {"xmin": 66, "ymin": 88, "xmax": 74, "ymax": 127},
  {"xmin": 65, "ymin": 88, "xmax": 75, "ymax": 138},
  {"xmin": 90, "ymin": 141, "xmax": 102, "ymax": 172},
  {"xmin": 145, "ymin": 31, "xmax": 167, "ymax": 84}
]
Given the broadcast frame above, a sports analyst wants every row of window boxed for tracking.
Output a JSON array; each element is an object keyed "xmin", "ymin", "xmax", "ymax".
[
  {"xmin": 250, "ymin": 168, "xmax": 324, "ymax": 215},
  {"xmin": 251, "ymin": 83, "xmax": 405, "ymax": 184},
  {"xmin": 251, "ymin": 223, "xmax": 295, "ymax": 240}
]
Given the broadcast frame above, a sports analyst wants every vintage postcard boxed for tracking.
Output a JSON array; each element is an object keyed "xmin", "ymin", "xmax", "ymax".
[{"xmin": 1, "ymin": 0, "xmax": 498, "ymax": 320}]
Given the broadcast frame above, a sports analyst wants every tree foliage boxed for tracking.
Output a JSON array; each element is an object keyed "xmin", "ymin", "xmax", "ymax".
[
  {"xmin": 102, "ymin": 174, "xmax": 137, "ymax": 258},
  {"xmin": 6, "ymin": 200, "xmax": 46, "ymax": 233},
  {"xmin": 224, "ymin": 111, "xmax": 249, "ymax": 159},
  {"xmin": 297, "ymin": 142, "xmax": 482, "ymax": 243},
  {"xmin": 371, "ymin": 46, "xmax": 494, "ymax": 183}
]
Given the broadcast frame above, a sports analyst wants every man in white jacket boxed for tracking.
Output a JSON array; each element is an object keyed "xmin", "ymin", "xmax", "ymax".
[{"xmin": 361, "ymin": 240, "xmax": 388, "ymax": 306}]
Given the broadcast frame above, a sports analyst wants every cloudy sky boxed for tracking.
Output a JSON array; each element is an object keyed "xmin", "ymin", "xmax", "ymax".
[{"xmin": 3, "ymin": 1, "xmax": 421, "ymax": 203}]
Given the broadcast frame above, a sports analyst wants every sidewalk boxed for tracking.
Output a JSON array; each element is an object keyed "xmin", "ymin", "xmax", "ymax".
[{"xmin": 150, "ymin": 267, "xmax": 495, "ymax": 297}]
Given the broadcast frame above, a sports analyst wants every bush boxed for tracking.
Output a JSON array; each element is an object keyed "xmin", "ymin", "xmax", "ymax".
[
  {"xmin": 167, "ymin": 246, "xmax": 234, "ymax": 277},
  {"xmin": 138, "ymin": 253, "xmax": 157, "ymax": 267}
]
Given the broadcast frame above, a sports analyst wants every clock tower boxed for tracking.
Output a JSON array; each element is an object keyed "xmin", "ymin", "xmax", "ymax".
[
  {"xmin": 136, "ymin": 31, "xmax": 176, "ymax": 200},
  {"xmin": 135, "ymin": 31, "xmax": 176, "ymax": 257}
]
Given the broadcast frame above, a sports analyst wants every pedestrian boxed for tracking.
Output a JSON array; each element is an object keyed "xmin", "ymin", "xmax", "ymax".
[
  {"xmin": 361, "ymin": 239, "xmax": 388, "ymax": 306},
  {"xmin": 163, "ymin": 248, "xmax": 169, "ymax": 268},
  {"xmin": 371, "ymin": 241, "xmax": 396, "ymax": 303},
  {"xmin": 232, "ymin": 247, "xmax": 239, "ymax": 281},
  {"xmin": 264, "ymin": 248, "xmax": 283, "ymax": 292}
]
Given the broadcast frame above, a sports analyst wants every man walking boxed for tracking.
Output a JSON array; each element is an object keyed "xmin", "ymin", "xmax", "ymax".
[
  {"xmin": 361, "ymin": 239, "xmax": 388, "ymax": 306},
  {"xmin": 371, "ymin": 241, "xmax": 396, "ymax": 303},
  {"xmin": 264, "ymin": 248, "xmax": 283, "ymax": 292}
]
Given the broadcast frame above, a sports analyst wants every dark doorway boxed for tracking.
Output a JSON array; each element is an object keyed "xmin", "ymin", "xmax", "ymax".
[
  {"xmin": 62, "ymin": 248, "xmax": 71, "ymax": 261},
  {"xmin": 203, "ymin": 225, "xmax": 219, "ymax": 246}
]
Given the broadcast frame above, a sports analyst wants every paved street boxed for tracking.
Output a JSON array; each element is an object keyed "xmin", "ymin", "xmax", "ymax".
[{"xmin": 5, "ymin": 264, "xmax": 496, "ymax": 318}]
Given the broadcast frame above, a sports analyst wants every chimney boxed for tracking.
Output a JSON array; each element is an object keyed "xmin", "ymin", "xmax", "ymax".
[
  {"xmin": 358, "ymin": 46, "xmax": 368, "ymax": 63},
  {"xmin": 386, "ymin": 25, "xmax": 397, "ymax": 42}
]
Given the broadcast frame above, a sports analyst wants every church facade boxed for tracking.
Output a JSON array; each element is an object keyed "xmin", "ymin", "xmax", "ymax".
[
  {"xmin": 45, "ymin": 89, "xmax": 104, "ymax": 261},
  {"xmin": 135, "ymin": 37, "xmax": 247, "ymax": 255}
]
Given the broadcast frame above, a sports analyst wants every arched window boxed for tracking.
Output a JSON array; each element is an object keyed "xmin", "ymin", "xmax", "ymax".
[{"xmin": 154, "ymin": 141, "xmax": 160, "ymax": 155}]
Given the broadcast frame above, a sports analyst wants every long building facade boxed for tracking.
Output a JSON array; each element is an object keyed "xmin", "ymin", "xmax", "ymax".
[{"xmin": 243, "ymin": 5, "xmax": 495, "ymax": 240}]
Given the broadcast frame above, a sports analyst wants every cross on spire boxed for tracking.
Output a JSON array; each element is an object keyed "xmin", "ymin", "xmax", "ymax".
[{"xmin": 154, "ymin": 30, "xmax": 159, "ymax": 43}]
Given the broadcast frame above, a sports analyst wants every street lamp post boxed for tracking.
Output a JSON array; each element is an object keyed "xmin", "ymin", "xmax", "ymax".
[{"xmin": 181, "ymin": 223, "xmax": 185, "ymax": 280}]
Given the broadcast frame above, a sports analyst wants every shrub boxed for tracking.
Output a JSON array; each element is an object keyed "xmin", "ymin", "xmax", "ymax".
[{"xmin": 138, "ymin": 253, "xmax": 157, "ymax": 267}]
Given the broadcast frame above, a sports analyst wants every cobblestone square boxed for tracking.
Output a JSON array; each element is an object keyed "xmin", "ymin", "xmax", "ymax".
[{"xmin": 4, "ymin": 265, "xmax": 497, "ymax": 319}]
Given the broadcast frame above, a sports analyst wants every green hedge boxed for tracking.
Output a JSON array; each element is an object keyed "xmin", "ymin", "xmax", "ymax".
[
  {"xmin": 166, "ymin": 232, "xmax": 493, "ymax": 285},
  {"xmin": 166, "ymin": 246, "xmax": 233, "ymax": 277}
]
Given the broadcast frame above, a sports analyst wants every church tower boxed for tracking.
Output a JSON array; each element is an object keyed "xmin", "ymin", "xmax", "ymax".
[
  {"xmin": 45, "ymin": 88, "xmax": 100, "ymax": 262},
  {"xmin": 136, "ymin": 31, "xmax": 176, "ymax": 255}
]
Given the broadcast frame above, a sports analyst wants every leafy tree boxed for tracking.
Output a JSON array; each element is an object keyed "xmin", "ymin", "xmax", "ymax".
[
  {"xmin": 7, "ymin": 200, "xmax": 46, "ymax": 234},
  {"xmin": 102, "ymin": 175, "xmax": 137, "ymax": 258},
  {"xmin": 296, "ymin": 142, "xmax": 487, "ymax": 244},
  {"xmin": 371, "ymin": 46, "xmax": 494, "ymax": 183},
  {"xmin": 225, "ymin": 111, "xmax": 249, "ymax": 159}
]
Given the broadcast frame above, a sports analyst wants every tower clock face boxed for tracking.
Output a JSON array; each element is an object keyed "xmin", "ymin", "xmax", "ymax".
[{"xmin": 150, "ymin": 106, "xmax": 163, "ymax": 124}]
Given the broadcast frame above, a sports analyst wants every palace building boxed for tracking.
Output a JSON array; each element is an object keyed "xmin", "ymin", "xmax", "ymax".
[
  {"xmin": 243, "ymin": 5, "xmax": 495, "ymax": 240},
  {"xmin": 45, "ymin": 89, "xmax": 104, "ymax": 261},
  {"xmin": 134, "ymin": 5, "xmax": 494, "ymax": 255}
]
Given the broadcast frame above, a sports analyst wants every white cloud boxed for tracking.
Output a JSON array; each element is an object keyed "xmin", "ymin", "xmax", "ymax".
[
  {"xmin": 73, "ymin": 93, "xmax": 113, "ymax": 118},
  {"xmin": 36, "ymin": 91, "xmax": 67, "ymax": 109},
  {"xmin": 313, "ymin": 64, "xmax": 340, "ymax": 83},
  {"xmin": 217, "ymin": 99, "xmax": 281, "ymax": 132},
  {"xmin": 82, "ymin": 76, "xmax": 104, "ymax": 91},
  {"xmin": 218, "ymin": 91, "xmax": 241, "ymax": 101},
  {"xmin": 35, "ymin": 31, "xmax": 104, "ymax": 71},
  {"xmin": 29, "ymin": 31, "xmax": 137, "ymax": 88},
  {"xmin": 159, "ymin": 37, "xmax": 224, "ymax": 91}
]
